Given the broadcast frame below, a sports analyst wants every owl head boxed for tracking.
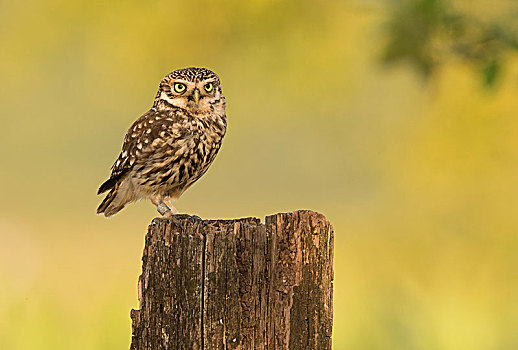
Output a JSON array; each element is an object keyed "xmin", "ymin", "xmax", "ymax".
[{"xmin": 154, "ymin": 67, "xmax": 225, "ymax": 114}]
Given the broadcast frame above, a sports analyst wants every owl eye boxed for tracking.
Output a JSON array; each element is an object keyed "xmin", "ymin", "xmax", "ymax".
[
  {"xmin": 173, "ymin": 83, "xmax": 186, "ymax": 93},
  {"xmin": 204, "ymin": 83, "xmax": 213, "ymax": 92}
]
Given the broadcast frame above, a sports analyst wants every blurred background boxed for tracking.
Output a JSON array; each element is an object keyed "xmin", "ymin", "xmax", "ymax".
[{"xmin": 1, "ymin": 0, "xmax": 518, "ymax": 348}]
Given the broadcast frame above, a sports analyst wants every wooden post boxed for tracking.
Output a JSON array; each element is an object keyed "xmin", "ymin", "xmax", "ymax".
[{"xmin": 130, "ymin": 210, "xmax": 334, "ymax": 349}]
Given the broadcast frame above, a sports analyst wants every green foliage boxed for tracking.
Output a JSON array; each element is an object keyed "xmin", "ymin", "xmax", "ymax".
[{"xmin": 383, "ymin": 0, "xmax": 518, "ymax": 86}]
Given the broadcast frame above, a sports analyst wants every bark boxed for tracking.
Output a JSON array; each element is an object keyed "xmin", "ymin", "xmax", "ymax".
[{"xmin": 130, "ymin": 210, "xmax": 334, "ymax": 350}]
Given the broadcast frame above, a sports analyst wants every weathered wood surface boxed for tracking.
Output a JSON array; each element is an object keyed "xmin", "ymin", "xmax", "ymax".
[{"xmin": 130, "ymin": 210, "xmax": 334, "ymax": 350}]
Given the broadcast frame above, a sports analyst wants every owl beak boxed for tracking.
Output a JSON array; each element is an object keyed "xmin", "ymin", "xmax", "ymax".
[{"xmin": 193, "ymin": 88, "xmax": 200, "ymax": 104}]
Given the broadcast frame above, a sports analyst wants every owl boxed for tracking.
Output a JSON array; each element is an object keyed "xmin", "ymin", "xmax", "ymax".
[{"xmin": 97, "ymin": 67, "xmax": 226, "ymax": 218}]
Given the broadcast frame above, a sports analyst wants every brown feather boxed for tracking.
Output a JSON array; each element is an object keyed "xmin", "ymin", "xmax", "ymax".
[{"xmin": 96, "ymin": 67, "xmax": 226, "ymax": 217}]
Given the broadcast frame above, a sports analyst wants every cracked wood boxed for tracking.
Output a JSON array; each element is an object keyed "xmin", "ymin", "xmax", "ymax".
[{"xmin": 130, "ymin": 210, "xmax": 334, "ymax": 349}]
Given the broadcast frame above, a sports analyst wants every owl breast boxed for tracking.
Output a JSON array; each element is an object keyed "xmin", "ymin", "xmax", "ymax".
[{"xmin": 131, "ymin": 109, "xmax": 227, "ymax": 199}]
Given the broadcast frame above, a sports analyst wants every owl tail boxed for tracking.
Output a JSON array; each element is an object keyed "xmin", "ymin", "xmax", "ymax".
[{"xmin": 96, "ymin": 187, "xmax": 125, "ymax": 217}]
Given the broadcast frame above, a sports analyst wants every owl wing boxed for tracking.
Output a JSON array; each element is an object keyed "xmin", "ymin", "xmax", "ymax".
[{"xmin": 97, "ymin": 109, "xmax": 160, "ymax": 195}]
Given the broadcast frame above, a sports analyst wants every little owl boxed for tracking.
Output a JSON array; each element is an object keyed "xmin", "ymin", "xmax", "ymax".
[{"xmin": 97, "ymin": 67, "xmax": 226, "ymax": 218}]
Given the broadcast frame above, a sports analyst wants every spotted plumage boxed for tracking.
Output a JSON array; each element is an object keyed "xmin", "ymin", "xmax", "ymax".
[{"xmin": 97, "ymin": 67, "xmax": 226, "ymax": 217}]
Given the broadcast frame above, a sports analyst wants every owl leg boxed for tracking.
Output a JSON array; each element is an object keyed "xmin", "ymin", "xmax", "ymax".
[
  {"xmin": 157, "ymin": 203, "xmax": 171, "ymax": 216},
  {"xmin": 151, "ymin": 195, "xmax": 178, "ymax": 217},
  {"xmin": 151, "ymin": 195, "xmax": 185, "ymax": 229},
  {"xmin": 163, "ymin": 198, "xmax": 179, "ymax": 215}
]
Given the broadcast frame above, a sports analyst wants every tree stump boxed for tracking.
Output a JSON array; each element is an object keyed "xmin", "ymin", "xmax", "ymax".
[{"xmin": 130, "ymin": 210, "xmax": 334, "ymax": 349}]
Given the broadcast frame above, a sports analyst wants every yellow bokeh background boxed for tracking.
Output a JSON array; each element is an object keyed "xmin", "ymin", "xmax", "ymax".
[{"xmin": 1, "ymin": 0, "xmax": 517, "ymax": 349}]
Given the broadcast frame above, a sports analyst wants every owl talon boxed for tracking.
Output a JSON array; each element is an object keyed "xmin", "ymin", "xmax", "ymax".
[
  {"xmin": 171, "ymin": 218, "xmax": 184, "ymax": 231},
  {"xmin": 189, "ymin": 215, "xmax": 209, "ymax": 230}
]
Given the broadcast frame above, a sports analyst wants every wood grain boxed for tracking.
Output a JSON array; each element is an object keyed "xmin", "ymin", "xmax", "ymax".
[{"xmin": 130, "ymin": 210, "xmax": 333, "ymax": 349}]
